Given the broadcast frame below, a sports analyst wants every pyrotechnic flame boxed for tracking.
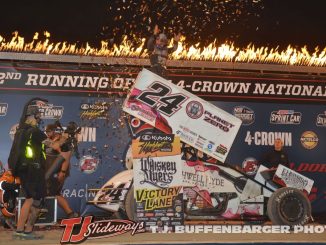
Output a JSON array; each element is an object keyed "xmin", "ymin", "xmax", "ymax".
[{"xmin": 0, "ymin": 32, "xmax": 325, "ymax": 67}]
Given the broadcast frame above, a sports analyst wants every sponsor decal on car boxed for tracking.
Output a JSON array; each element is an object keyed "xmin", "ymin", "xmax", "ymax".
[
  {"xmin": 176, "ymin": 130, "xmax": 195, "ymax": 144},
  {"xmin": 186, "ymin": 100, "xmax": 204, "ymax": 119},
  {"xmin": 138, "ymin": 134, "xmax": 174, "ymax": 154},
  {"xmin": 135, "ymin": 187, "xmax": 182, "ymax": 210},
  {"xmin": 203, "ymin": 110, "xmax": 235, "ymax": 132},
  {"xmin": 215, "ymin": 144, "xmax": 228, "ymax": 156},
  {"xmin": 138, "ymin": 157, "xmax": 178, "ymax": 188},
  {"xmin": 273, "ymin": 165, "xmax": 314, "ymax": 193}
]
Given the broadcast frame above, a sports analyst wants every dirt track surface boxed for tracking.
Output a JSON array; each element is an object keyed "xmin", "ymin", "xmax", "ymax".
[{"xmin": 0, "ymin": 224, "xmax": 325, "ymax": 245}]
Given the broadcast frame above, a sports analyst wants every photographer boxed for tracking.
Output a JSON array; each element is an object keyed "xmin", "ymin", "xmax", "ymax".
[
  {"xmin": 44, "ymin": 123, "xmax": 78, "ymax": 219},
  {"xmin": 10, "ymin": 103, "xmax": 47, "ymax": 240}
]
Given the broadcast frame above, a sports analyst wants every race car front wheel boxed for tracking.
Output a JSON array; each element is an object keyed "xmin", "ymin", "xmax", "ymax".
[
  {"xmin": 267, "ymin": 187, "xmax": 311, "ymax": 226},
  {"xmin": 125, "ymin": 186, "xmax": 136, "ymax": 221}
]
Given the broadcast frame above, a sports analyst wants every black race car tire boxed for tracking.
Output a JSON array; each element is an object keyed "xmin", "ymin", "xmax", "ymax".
[{"xmin": 267, "ymin": 187, "xmax": 311, "ymax": 226}]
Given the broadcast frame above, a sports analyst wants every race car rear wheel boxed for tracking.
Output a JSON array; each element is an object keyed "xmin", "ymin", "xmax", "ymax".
[{"xmin": 267, "ymin": 187, "xmax": 311, "ymax": 226}]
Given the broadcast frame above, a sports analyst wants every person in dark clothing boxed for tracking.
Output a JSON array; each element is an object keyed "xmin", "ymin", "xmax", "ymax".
[
  {"xmin": 44, "ymin": 123, "xmax": 78, "ymax": 218},
  {"xmin": 147, "ymin": 25, "xmax": 181, "ymax": 77},
  {"xmin": 261, "ymin": 138, "xmax": 290, "ymax": 169},
  {"xmin": 12, "ymin": 105, "xmax": 47, "ymax": 240},
  {"xmin": 0, "ymin": 162, "xmax": 20, "ymax": 229}
]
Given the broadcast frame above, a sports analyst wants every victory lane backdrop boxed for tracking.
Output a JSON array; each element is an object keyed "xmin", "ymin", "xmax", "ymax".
[{"xmin": 0, "ymin": 61, "xmax": 325, "ymax": 219}]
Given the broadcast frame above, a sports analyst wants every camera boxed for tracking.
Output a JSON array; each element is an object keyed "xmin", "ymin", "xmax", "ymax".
[
  {"xmin": 54, "ymin": 120, "xmax": 81, "ymax": 159},
  {"xmin": 64, "ymin": 121, "xmax": 81, "ymax": 136}
]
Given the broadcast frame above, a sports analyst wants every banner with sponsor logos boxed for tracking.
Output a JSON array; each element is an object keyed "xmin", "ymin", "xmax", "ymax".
[
  {"xmin": 123, "ymin": 69, "xmax": 242, "ymax": 163},
  {"xmin": 1, "ymin": 65, "xmax": 326, "ymax": 103},
  {"xmin": 0, "ymin": 62, "xmax": 325, "ymax": 220},
  {"xmin": 132, "ymin": 133, "xmax": 183, "ymax": 230}
]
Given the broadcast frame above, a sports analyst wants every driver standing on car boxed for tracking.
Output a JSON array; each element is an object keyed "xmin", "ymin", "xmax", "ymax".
[
  {"xmin": 260, "ymin": 138, "xmax": 290, "ymax": 169},
  {"xmin": 147, "ymin": 24, "xmax": 181, "ymax": 77}
]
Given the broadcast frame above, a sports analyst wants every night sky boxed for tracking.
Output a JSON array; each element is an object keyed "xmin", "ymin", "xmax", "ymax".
[{"xmin": 0, "ymin": 0, "xmax": 325, "ymax": 51}]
